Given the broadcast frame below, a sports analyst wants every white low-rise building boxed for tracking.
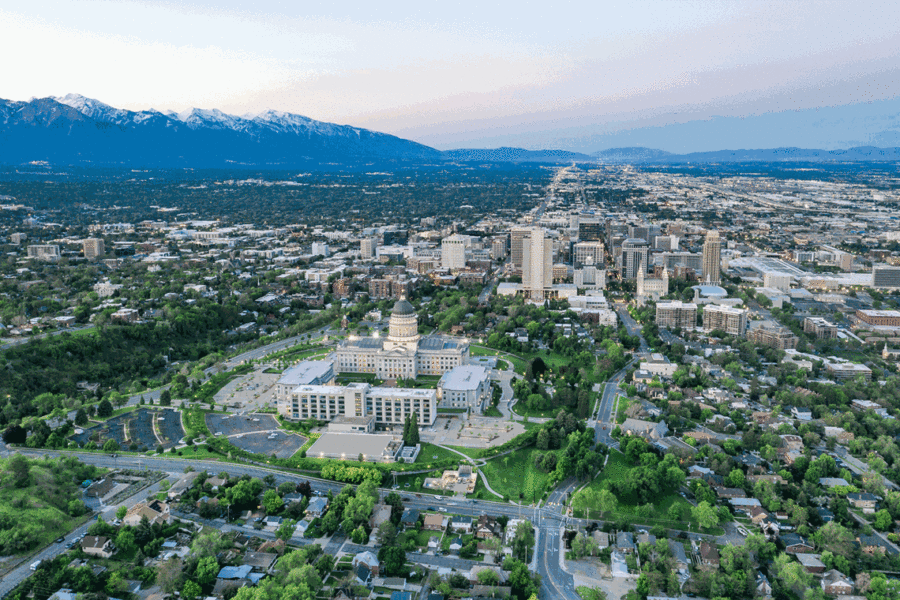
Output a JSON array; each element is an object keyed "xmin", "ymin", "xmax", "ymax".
[{"xmin": 438, "ymin": 365, "xmax": 491, "ymax": 413}]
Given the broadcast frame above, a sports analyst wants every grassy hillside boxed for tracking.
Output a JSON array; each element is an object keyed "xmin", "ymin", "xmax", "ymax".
[{"xmin": 0, "ymin": 455, "xmax": 103, "ymax": 554}]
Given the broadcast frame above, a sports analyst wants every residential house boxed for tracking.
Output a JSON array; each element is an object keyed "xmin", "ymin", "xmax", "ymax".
[
  {"xmin": 428, "ymin": 536, "xmax": 440, "ymax": 551},
  {"xmin": 243, "ymin": 552, "xmax": 277, "ymax": 573},
  {"xmin": 699, "ymin": 542, "xmax": 720, "ymax": 568},
  {"xmin": 847, "ymin": 492, "xmax": 879, "ymax": 514},
  {"xmin": 782, "ymin": 533, "xmax": 814, "ymax": 554},
  {"xmin": 423, "ymin": 513, "xmax": 445, "ymax": 531},
  {"xmin": 475, "ymin": 515, "xmax": 501, "ymax": 539},
  {"xmin": 816, "ymin": 507, "xmax": 835, "ymax": 523},
  {"xmin": 616, "ymin": 531, "xmax": 635, "ymax": 554},
  {"xmin": 352, "ymin": 551, "xmax": 380, "ymax": 577},
  {"xmin": 858, "ymin": 533, "xmax": 893, "ymax": 556},
  {"xmin": 450, "ymin": 516, "xmax": 473, "ymax": 534},
  {"xmin": 819, "ymin": 478, "xmax": 850, "ymax": 489},
  {"xmin": 593, "ymin": 531, "xmax": 610, "ymax": 550},
  {"xmin": 167, "ymin": 471, "xmax": 199, "ymax": 500},
  {"xmin": 294, "ymin": 520, "xmax": 310, "ymax": 537},
  {"xmin": 668, "ymin": 540, "xmax": 689, "ymax": 572},
  {"xmin": 449, "ymin": 538, "xmax": 463, "ymax": 553},
  {"xmin": 306, "ymin": 496, "xmax": 329, "ymax": 518},
  {"xmin": 821, "ymin": 569, "xmax": 854, "ymax": 596},
  {"xmin": 621, "ymin": 418, "xmax": 669, "ymax": 441},
  {"xmin": 796, "ymin": 553, "xmax": 826, "ymax": 574},
  {"xmin": 400, "ymin": 508, "xmax": 420, "ymax": 528},
  {"xmin": 123, "ymin": 500, "xmax": 170, "ymax": 526},
  {"xmin": 81, "ymin": 536, "xmax": 114, "ymax": 558},
  {"xmin": 756, "ymin": 572, "xmax": 772, "ymax": 598},
  {"xmin": 370, "ymin": 504, "xmax": 392, "ymax": 530}
]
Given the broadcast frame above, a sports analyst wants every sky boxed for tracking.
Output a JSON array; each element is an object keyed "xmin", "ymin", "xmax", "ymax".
[{"xmin": 2, "ymin": 0, "xmax": 900, "ymax": 152}]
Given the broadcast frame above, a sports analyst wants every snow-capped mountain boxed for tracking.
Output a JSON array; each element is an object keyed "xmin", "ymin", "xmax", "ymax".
[
  {"xmin": 52, "ymin": 93, "xmax": 134, "ymax": 126},
  {"xmin": 0, "ymin": 94, "xmax": 442, "ymax": 167}
]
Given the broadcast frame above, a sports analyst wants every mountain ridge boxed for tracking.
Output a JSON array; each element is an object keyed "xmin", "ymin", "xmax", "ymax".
[{"xmin": 3, "ymin": 95, "xmax": 900, "ymax": 168}]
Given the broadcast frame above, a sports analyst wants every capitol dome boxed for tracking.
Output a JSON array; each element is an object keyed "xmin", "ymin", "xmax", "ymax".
[{"xmin": 392, "ymin": 299, "xmax": 415, "ymax": 316}]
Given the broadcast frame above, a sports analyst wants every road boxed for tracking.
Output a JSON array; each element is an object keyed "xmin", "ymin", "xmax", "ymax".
[
  {"xmin": 20, "ymin": 449, "xmax": 579, "ymax": 598},
  {"xmin": 0, "ymin": 473, "xmax": 172, "ymax": 598},
  {"xmin": 616, "ymin": 307, "xmax": 650, "ymax": 354},
  {"xmin": 591, "ymin": 359, "xmax": 635, "ymax": 449},
  {"xmin": 0, "ymin": 324, "xmax": 96, "ymax": 351}
]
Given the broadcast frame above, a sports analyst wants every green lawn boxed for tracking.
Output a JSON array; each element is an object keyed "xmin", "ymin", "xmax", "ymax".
[
  {"xmin": 571, "ymin": 450, "xmax": 719, "ymax": 533},
  {"xmin": 417, "ymin": 443, "xmax": 472, "ymax": 466},
  {"xmin": 511, "ymin": 402, "xmax": 559, "ymax": 419},
  {"xmin": 470, "ymin": 346, "xmax": 527, "ymax": 374},
  {"xmin": 478, "ymin": 447, "xmax": 555, "ymax": 503}
]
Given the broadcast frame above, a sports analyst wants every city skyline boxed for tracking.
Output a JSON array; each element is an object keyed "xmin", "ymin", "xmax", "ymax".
[{"xmin": 3, "ymin": 0, "xmax": 899, "ymax": 152}]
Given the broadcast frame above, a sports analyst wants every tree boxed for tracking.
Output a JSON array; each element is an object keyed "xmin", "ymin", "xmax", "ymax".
[
  {"xmin": 102, "ymin": 438, "xmax": 119, "ymax": 452},
  {"xmin": 571, "ymin": 532, "xmax": 596, "ymax": 558},
  {"xmin": 691, "ymin": 501, "xmax": 719, "ymax": 530},
  {"xmin": 378, "ymin": 545, "xmax": 406, "ymax": 577},
  {"xmin": 75, "ymin": 408, "xmax": 89, "ymax": 426},
  {"xmin": 6, "ymin": 454, "xmax": 31, "ymax": 488},
  {"xmin": 597, "ymin": 488, "xmax": 618, "ymax": 516},
  {"xmin": 263, "ymin": 490, "xmax": 283, "ymax": 514},
  {"xmin": 182, "ymin": 580, "xmax": 202, "ymax": 600},
  {"xmin": 874, "ymin": 509, "xmax": 892, "ymax": 531},
  {"xmin": 160, "ymin": 388, "xmax": 172, "ymax": 407},
  {"xmin": 477, "ymin": 569, "xmax": 501, "ymax": 586},
  {"xmin": 157, "ymin": 557, "xmax": 183, "ymax": 594},
  {"xmin": 506, "ymin": 558, "xmax": 540, "ymax": 600},
  {"xmin": 277, "ymin": 519, "xmax": 298, "ymax": 541},
  {"xmin": 115, "ymin": 528, "xmax": 135, "ymax": 554},
  {"xmin": 97, "ymin": 399, "xmax": 113, "ymax": 418},
  {"xmin": 116, "ymin": 505, "xmax": 128, "ymax": 520},
  {"xmin": 195, "ymin": 556, "xmax": 220, "ymax": 587},
  {"xmin": 512, "ymin": 520, "xmax": 535, "ymax": 562}
]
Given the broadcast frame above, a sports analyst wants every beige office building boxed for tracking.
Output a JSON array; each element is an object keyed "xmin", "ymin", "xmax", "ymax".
[
  {"xmin": 702, "ymin": 231, "xmax": 722, "ymax": 284},
  {"xmin": 83, "ymin": 238, "xmax": 105, "ymax": 260}
]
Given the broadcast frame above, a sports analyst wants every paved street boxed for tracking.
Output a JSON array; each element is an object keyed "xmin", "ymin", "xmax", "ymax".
[{"xmin": 0, "ymin": 474, "xmax": 172, "ymax": 598}]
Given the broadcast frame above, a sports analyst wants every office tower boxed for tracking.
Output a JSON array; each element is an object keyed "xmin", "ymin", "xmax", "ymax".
[
  {"xmin": 578, "ymin": 220, "xmax": 603, "ymax": 241},
  {"xmin": 653, "ymin": 234, "xmax": 678, "ymax": 251},
  {"xmin": 83, "ymin": 238, "xmax": 105, "ymax": 260},
  {"xmin": 441, "ymin": 234, "xmax": 468, "ymax": 270},
  {"xmin": 490, "ymin": 236, "xmax": 508, "ymax": 260},
  {"xmin": 522, "ymin": 228, "xmax": 552, "ymax": 301},
  {"xmin": 27, "ymin": 245, "xmax": 61, "ymax": 261},
  {"xmin": 573, "ymin": 241, "xmax": 605, "ymax": 267},
  {"xmin": 629, "ymin": 224, "xmax": 661, "ymax": 243},
  {"xmin": 510, "ymin": 226, "xmax": 531, "ymax": 269},
  {"xmin": 702, "ymin": 231, "xmax": 722, "ymax": 284},
  {"xmin": 621, "ymin": 238, "xmax": 649, "ymax": 280},
  {"xmin": 312, "ymin": 242, "xmax": 329, "ymax": 257},
  {"xmin": 360, "ymin": 238, "xmax": 377, "ymax": 259}
]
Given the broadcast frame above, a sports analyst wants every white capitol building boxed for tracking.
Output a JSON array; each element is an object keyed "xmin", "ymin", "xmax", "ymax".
[{"xmin": 335, "ymin": 298, "xmax": 469, "ymax": 379}]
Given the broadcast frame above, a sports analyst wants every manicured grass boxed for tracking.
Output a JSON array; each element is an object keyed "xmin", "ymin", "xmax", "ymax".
[
  {"xmin": 470, "ymin": 346, "xmax": 527, "ymax": 374},
  {"xmin": 182, "ymin": 408, "xmax": 212, "ymax": 438},
  {"xmin": 438, "ymin": 408, "xmax": 468, "ymax": 414},
  {"xmin": 418, "ymin": 443, "xmax": 472, "ymax": 466},
  {"xmin": 511, "ymin": 403, "xmax": 559, "ymax": 419},
  {"xmin": 479, "ymin": 447, "xmax": 555, "ymax": 503},
  {"xmin": 483, "ymin": 406, "xmax": 503, "ymax": 418}
]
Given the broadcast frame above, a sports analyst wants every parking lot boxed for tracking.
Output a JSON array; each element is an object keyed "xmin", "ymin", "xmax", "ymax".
[
  {"xmin": 72, "ymin": 413, "xmax": 130, "ymax": 448},
  {"xmin": 228, "ymin": 430, "xmax": 306, "ymax": 459},
  {"xmin": 207, "ymin": 413, "xmax": 280, "ymax": 436},
  {"xmin": 214, "ymin": 368, "xmax": 281, "ymax": 413},
  {"xmin": 206, "ymin": 412, "xmax": 306, "ymax": 459},
  {"xmin": 127, "ymin": 409, "xmax": 159, "ymax": 451},
  {"xmin": 156, "ymin": 409, "xmax": 185, "ymax": 448}
]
